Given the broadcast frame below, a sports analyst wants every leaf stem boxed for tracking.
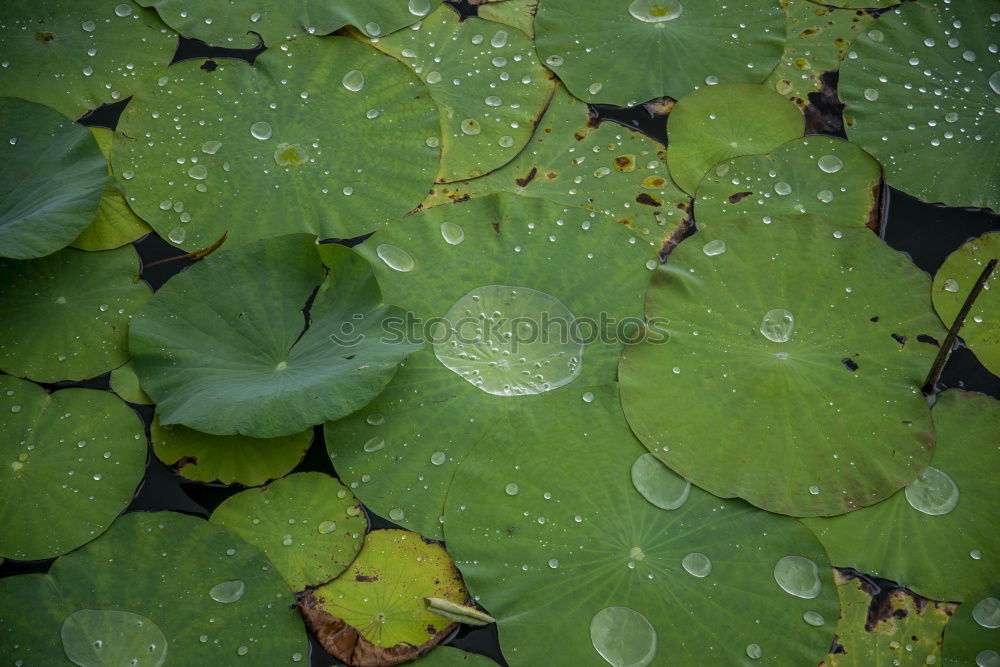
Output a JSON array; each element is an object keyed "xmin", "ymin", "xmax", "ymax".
[
  {"xmin": 921, "ymin": 257, "xmax": 997, "ymax": 394},
  {"xmin": 142, "ymin": 231, "xmax": 228, "ymax": 269}
]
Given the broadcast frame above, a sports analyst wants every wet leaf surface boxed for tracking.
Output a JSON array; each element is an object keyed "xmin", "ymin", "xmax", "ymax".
[{"xmin": 942, "ymin": 584, "xmax": 1000, "ymax": 666}]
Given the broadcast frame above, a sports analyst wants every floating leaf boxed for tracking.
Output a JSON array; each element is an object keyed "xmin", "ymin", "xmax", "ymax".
[
  {"xmin": 137, "ymin": 0, "xmax": 440, "ymax": 47},
  {"xmin": 443, "ymin": 384, "xmax": 839, "ymax": 664},
  {"xmin": 839, "ymin": 1, "xmax": 1000, "ymax": 210},
  {"xmin": 477, "ymin": 0, "xmax": 537, "ymax": 38},
  {"xmin": 113, "ymin": 36, "xmax": 439, "ymax": 250},
  {"xmin": 533, "ymin": 0, "xmax": 786, "ymax": 104},
  {"xmin": 0, "ymin": 0, "xmax": 176, "ymax": 120},
  {"xmin": 151, "ymin": 415, "xmax": 311, "ymax": 486},
  {"xmin": 0, "ymin": 245, "xmax": 151, "ymax": 383},
  {"xmin": 619, "ymin": 217, "xmax": 944, "ymax": 516},
  {"xmin": 71, "ymin": 128, "xmax": 151, "ymax": 251},
  {"xmin": 421, "ymin": 84, "xmax": 689, "ymax": 251},
  {"xmin": 368, "ymin": 6, "xmax": 554, "ymax": 182},
  {"xmin": 300, "ymin": 529, "xmax": 467, "ymax": 666},
  {"xmin": 821, "ymin": 569, "xmax": 957, "ymax": 667},
  {"xmin": 323, "ymin": 194, "xmax": 656, "ymax": 539},
  {"xmin": 763, "ymin": 0, "xmax": 876, "ymax": 111},
  {"xmin": 0, "ymin": 511, "xmax": 308, "ymax": 664},
  {"xmin": 665, "ymin": 82, "xmax": 804, "ymax": 194},
  {"xmin": 0, "ymin": 377, "xmax": 146, "ymax": 560},
  {"xmin": 0, "ymin": 98, "xmax": 107, "ymax": 259},
  {"xmin": 942, "ymin": 585, "xmax": 1000, "ymax": 667},
  {"xmin": 210, "ymin": 472, "xmax": 367, "ymax": 591},
  {"xmin": 804, "ymin": 390, "xmax": 1000, "ymax": 602},
  {"xmin": 693, "ymin": 135, "xmax": 882, "ymax": 228},
  {"xmin": 415, "ymin": 646, "xmax": 499, "ymax": 666},
  {"xmin": 130, "ymin": 235, "xmax": 421, "ymax": 438},
  {"xmin": 109, "ymin": 361, "xmax": 153, "ymax": 404},
  {"xmin": 932, "ymin": 232, "xmax": 1000, "ymax": 377}
]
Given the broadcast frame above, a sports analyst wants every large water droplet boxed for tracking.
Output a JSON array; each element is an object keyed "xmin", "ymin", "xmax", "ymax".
[
  {"xmin": 342, "ymin": 70, "xmax": 365, "ymax": 92},
  {"xmin": 460, "ymin": 119, "xmax": 482, "ymax": 136},
  {"xmin": 114, "ymin": 4, "xmax": 133, "ymax": 17},
  {"xmin": 432, "ymin": 285, "xmax": 584, "ymax": 396},
  {"xmin": 905, "ymin": 466, "xmax": 959, "ymax": 515},
  {"xmin": 430, "ymin": 451, "xmax": 447, "ymax": 466},
  {"xmin": 167, "ymin": 227, "xmax": 187, "ymax": 245},
  {"xmin": 746, "ymin": 644, "xmax": 762, "ymax": 660},
  {"xmin": 187, "ymin": 165, "xmax": 208, "ymax": 180},
  {"xmin": 318, "ymin": 520, "xmax": 337, "ymax": 534},
  {"xmin": 972, "ymin": 596, "xmax": 1000, "ymax": 628},
  {"xmin": 773, "ymin": 556, "xmax": 822, "ymax": 599},
  {"xmin": 760, "ymin": 308, "xmax": 795, "ymax": 343},
  {"xmin": 201, "ymin": 140, "xmax": 222, "ymax": 155},
  {"xmin": 701, "ymin": 239, "xmax": 727, "ymax": 256},
  {"xmin": 681, "ymin": 552, "xmax": 712, "ymax": 578},
  {"xmin": 977, "ymin": 649, "xmax": 1000, "ymax": 667},
  {"xmin": 249, "ymin": 121, "xmax": 272, "ymax": 141},
  {"xmin": 408, "ymin": 0, "xmax": 431, "ymax": 17},
  {"xmin": 628, "ymin": 0, "xmax": 683, "ymax": 22},
  {"xmin": 490, "ymin": 30, "xmax": 509, "ymax": 48},
  {"xmin": 440, "ymin": 221, "xmax": 465, "ymax": 245},
  {"xmin": 504, "ymin": 482, "xmax": 520, "ymax": 496},
  {"xmin": 630, "ymin": 453, "xmax": 690, "ymax": 510},
  {"xmin": 363, "ymin": 436, "xmax": 385, "ymax": 453},
  {"xmin": 376, "ymin": 244, "xmax": 415, "ymax": 272},
  {"xmin": 209, "ymin": 580, "xmax": 246, "ymax": 604},
  {"xmin": 590, "ymin": 606, "xmax": 657, "ymax": 667},
  {"xmin": 61, "ymin": 609, "xmax": 167, "ymax": 667},
  {"xmin": 774, "ymin": 181, "xmax": 792, "ymax": 196},
  {"xmin": 817, "ymin": 154, "xmax": 844, "ymax": 174},
  {"xmin": 989, "ymin": 72, "xmax": 1000, "ymax": 96},
  {"xmin": 802, "ymin": 610, "xmax": 825, "ymax": 626},
  {"xmin": 863, "ymin": 88, "xmax": 880, "ymax": 101}
]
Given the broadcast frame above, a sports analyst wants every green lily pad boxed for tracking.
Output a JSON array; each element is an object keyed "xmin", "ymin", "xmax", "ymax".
[
  {"xmin": 0, "ymin": 511, "xmax": 308, "ymax": 664},
  {"xmin": 367, "ymin": 6, "xmax": 554, "ymax": 182},
  {"xmin": 137, "ymin": 0, "xmax": 440, "ymax": 47},
  {"xmin": 932, "ymin": 232, "xmax": 1000, "ymax": 377},
  {"xmin": 666, "ymin": 82, "xmax": 804, "ymax": 194},
  {"xmin": 0, "ymin": 245, "xmax": 152, "ymax": 383},
  {"xmin": 534, "ymin": 0, "xmax": 786, "ymax": 105},
  {"xmin": 130, "ymin": 235, "xmax": 420, "ymax": 438},
  {"xmin": 443, "ymin": 384, "xmax": 839, "ymax": 665},
  {"xmin": 619, "ymin": 217, "xmax": 944, "ymax": 517},
  {"xmin": 323, "ymin": 193, "xmax": 657, "ymax": 539},
  {"xmin": 0, "ymin": 98, "xmax": 107, "ymax": 260},
  {"xmin": 421, "ymin": 84, "xmax": 690, "ymax": 252},
  {"xmin": 763, "ymin": 0, "xmax": 876, "ymax": 110},
  {"xmin": 0, "ymin": 0, "xmax": 176, "ymax": 120},
  {"xmin": 803, "ymin": 390, "xmax": 1000, "ymax": 602},
  {"xmin": 210, "ymin": 472, "xmax": 367, "ymax": 591},
  {"xmin": 151, "ymin": 416, "xmax": 311, "ymax": 486},
  {"xmin": 71, "ymin": 128, "xmax": 151, "ymax": 251},
  {"xmin": 693, "ymin": 135, "xmax": 882, "ymax": 228},
  {"xmin": 109, "ymin": 361, "xmax": 154, "ymax": 404},
  {"xmin": 942, "ymin": 585, "xmax": 1000, "ymax": 666},
  {"xmin": 300, "ymin": 528, "xmax": 467, "ymax": 666},
  {"xmin": 839, "ymin": 1, "xmax": 1000, "ymax": 210},
  {"xmin": 113, "ymin": 35, "xmax": 439, "ymax": 250},
  {"xmin": 477, "ymin": 0, "xmax": 536, "ymax": 38},
  {"xmin": 0, "ymin": 376, "xmax": 146, "ymax": 560},
  {"xmin": 822, "ymin": 569, "xmax": 957, "ymax": 667},
  {"xmin": 416, "ymin": 646, "xmax": 498, "ymax": 665}
]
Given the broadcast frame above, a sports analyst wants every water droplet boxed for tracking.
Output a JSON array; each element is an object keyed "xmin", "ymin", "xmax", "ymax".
[
  {"xmin": 388, "ymin": 508, "xmax": 405, "ymax": 521},
  {"xmin": 970, "ymin": 549, "xmax": 982, "ymax": 560},
  {"xmin": 802, "ymin": 610, "xmax": 825, "ymax": 626},
  {"xmin": 440, "ymin": 221, "xmax": 465, "ymax": 245},
  {"xmin": 342, "ymin": 70, "xmax": 365, "ymax": 92},
  {"xmin": 702, "ymin": 239, "xmax": 727, "ymax": 256},
  {"xmin": 363, "ymin": 436, "xmax": 385, "ymax": 453},
  {"xmin": 631, "ymin": 453, "xmax": 690, "ymax": 510},
  {"xmin": 237, "ymin": 645, "xmax": 249, "ymax": 656},
  {"xmin": 746, "ymin": 644, "xmax": 762, "ymax": 660},
  {"xmin": 209, "ymin": 580, "xmax": 245, "ymax": 604},
  {"xmin": 167, "ymin": 227, "xmax": 186, "ymax": 245},
  {"xmin": 498, "ymin": 135, "xmax": 515, "ymax": 148},
  {"xmin": 425, "ymin": 136, "xmax": 441, "ymax": 148},
  {"xmin": 187, "ymin": 165, "xmax": 208, "ymax": 180},
  {"xmin": 905, "ymin": 466, "xmax": 959, "ymax": 515},
  {"xmin": 460, "ymin": 119, "xmax": 482, "ymax": 135},
  {"xmin": 365, "ymin": 22, "xmax": 381, "ymax": 37},
  {"xmin": 61, "ymin": 610, "xmax": 167, "ymax": 667},
  {"xmin": 376, "ymin": 244, "xmax": 415, "ymax": 272},
  {"xmin": 201, "ymin": 140, "xmax": 222, "ymax": 155},
  {"xmin": 82, "ymin": 20, "xmax": 96, "ymax": 32},
  {"xmin": 582, "ymin": 391, "xmax": 595, "ymax": 403},
  {"xmin": 10, "ymin": 405, "xmax": 22, "ymax": 413},
  {"xmin": 808, "ymin": 485, "xmax": 820, "ymax": 495},
  {"xmin": 485, "ymin": 95, "xmax": 502, "ymax": 107},
  {"xmin": 281, "ymin": 534, "xmax": 293, "ymax": 546},
  {"xmin": 249, "ymin": 121, "xmax": 272, "ymax": 141},
  {"xmin": 817, "ymin": 190, "xmax": 834, "ymax": 204},
  {"xmin": 408, "ymin": 0, "xmax": 431, "ymax": 17},
  {"xmin": 548, "ymin": 558, "xmax": 560, "ymax": 568},
  {"xmin": 773, "ymin": 556, "xmax": 822, "ymax": 598},
  {"xmin": 817, "ymin": 154, "xmax": 844, "ymax": 173},
  {"xmin": 588, "ymin": 82, "xmax": 604, "ymax": 95},
  {"xmin": 114, "ymin": 3, "xmax": 133, "ymax": 17},
  {"xmin": 943, "ymin": 278, "xmax": 960, "ymax": 293},
  {"xmin": 681, "ymin": 552, "xmax": 712, "ymax": 578},
  {"xmin": 863, "ymin": 88, "xmax": 880, "ymax": 102},
  {"xmin": 868, "ymin": 29, "xmax": 884, "ymax": 42},
  {"xmin": 973, "ymin": 597, "xmax": 1000, "ymax": 628},
  {"xmin": 760, "ymin": 308, "xmax": 794, "ymax": 343},
  {"xmin": 990, "ymin": 72, "xmax": 1000, "ymax": 96},
  {"xmin": 430, "ymin": 451, "xmax": 447, "ymax": 466},
  {"xmin": 490, "ymin": 30, "xmax": 509, "ymax": 48},
  {"xmin": 977, "ymin": 649, "xmax": 1000, "ymax": 667},
  {"xmin": 628, "ymin": 0, "xmax": 683, "ymax": 22},
  {"xmin": 545, "ymin": 55, "xmax": 564, "ymax": 67},
  {"xmin": 366, "ymin": 413, "xmax": 384, "ymax": 426},
  {"xmin": 505, "ymin": 482, "xmax": 520, "ymax": 496},
  {"xmin": 273, "ymin": 143, "xmax": 309, "ymax": 167},
  {"xmin": 426, "ymin": 71, "xmax": 442, "ymax": 84},
  {"xmin": 590, "ymin": 606, "xmax": 657, "ymax": 667},
  {"xmin": 774, "ymin": 181, "xmax": 792, "ymax": 196}
]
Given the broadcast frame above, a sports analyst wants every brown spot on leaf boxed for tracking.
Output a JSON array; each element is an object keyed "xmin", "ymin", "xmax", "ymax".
[
  {"xmin": 35, "ymin": 32, "xmax": 56, "ymax": 42},
  {"xmin": 658, "ymin": 218, "xmax": 694, "ymax": 262},
  {"xmin": 635, "ymin": 193, "xmax": 662, "ymax": 207},
  {"xmin": 573, "ymin": 130, "xmax": 587, "ymax": 141},
  {"xmin": 491, "ymin": 221, "xmax": 500, "ymax": 234},
  {"xmin": 614, "ymin": 155, "xmax": 635, "ymax": 172},
  {"xmin": 545, "ymin": 171, "xmax": 557, "ymax": 179},
  {"xmin": 728, "ymin": 191, "xmax": 753, "ymax": 204},
  {"xmin": 355, "ymin": 574, "xmax": 378, "ymax": 583},
  {"xmin": 515, "ymin": 167, "xmax": 537, "ymax": 187},
  {"xmin": 641, "ymin": 176, "xmax": 666, "ymax": 189}
]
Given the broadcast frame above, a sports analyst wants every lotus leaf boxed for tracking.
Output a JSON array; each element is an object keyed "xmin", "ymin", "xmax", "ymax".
[
  {"xmin": 109, "ymin": 360, "xmax": 153, "ymax": 404},
  {"xmin": 619, "ymin": 217, "xmax": 944, "ymax": 516},
  {"xmin": 130, "ymin": 234, "xmax": 421, "ymax": 437},
  {"xmin": 942, "ymin": 585, "xmax": 1000, "ymax": 666},
  {"xmin": 477, "ymin": 0, "xmax": 537, "ymax": 38}
]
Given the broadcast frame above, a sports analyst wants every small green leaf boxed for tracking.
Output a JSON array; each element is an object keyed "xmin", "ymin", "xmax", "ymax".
[
  {"xmin": 424, "ymin": 597, "xmax": 496, "ymax": 626},
  {"xmin": 210, "ymin": 472, "xmax": 367, "ymax": 591},
  {"xmin": 109, "ymin": 361, "xmax": 154, "ymax": 405}
]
